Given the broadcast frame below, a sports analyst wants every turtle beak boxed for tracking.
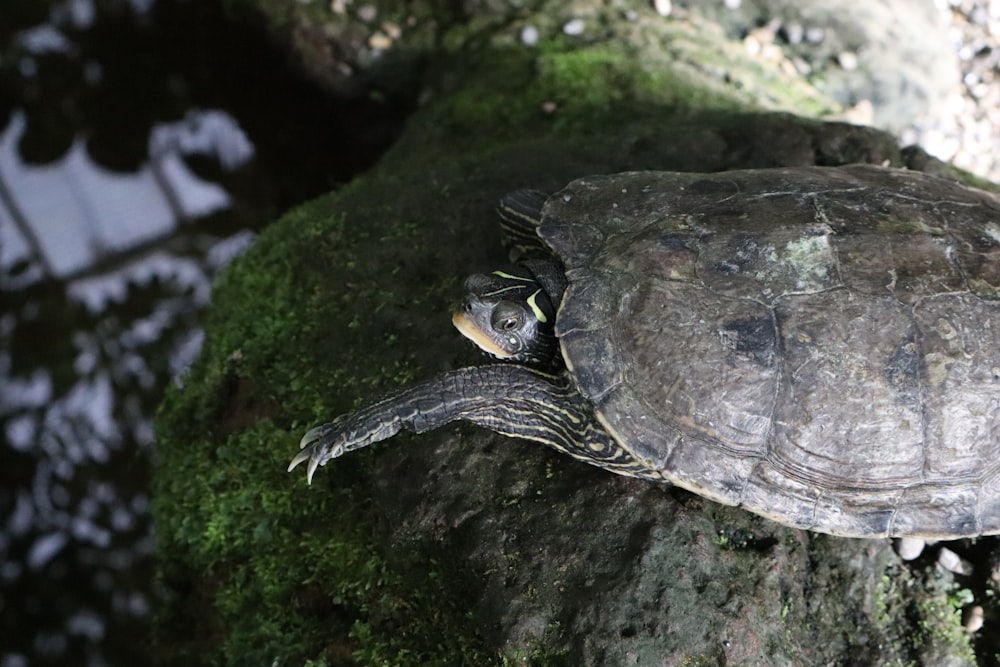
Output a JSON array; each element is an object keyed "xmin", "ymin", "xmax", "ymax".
[{"xmin": 452, "ymin": 308, "xmax": 515, "ymax": 359}]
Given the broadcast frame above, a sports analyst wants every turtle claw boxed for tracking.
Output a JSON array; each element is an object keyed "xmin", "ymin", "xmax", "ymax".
[
  {"xmin": 287, "ymin": 448, "xmax": 325, "ymax": 485},
  {"xmin": 286, "ymin": 447, "xmax": 313, "ymax": 475},
  {"xmin": 288, "ymin": 421, "xmax": 348, "ymax": 484},
  {"xmin": 306, "ymin": 456, "xmax": 320, "ymax": 485},
  {"xmin": 286, "ymin": 445, "xmax": 321, "ymax": 485},
  {"xmin": 288, "ymin": 427, "xmax": 330, "ymax": 484},
  {"xmin": 299, "ymin": 423, "xmax": 332, "ymax": 448}
]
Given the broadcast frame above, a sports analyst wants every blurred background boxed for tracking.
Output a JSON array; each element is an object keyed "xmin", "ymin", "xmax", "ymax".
[{"xmin": 0, "ymin": 1, "xmax": 413, "ymax": 664}]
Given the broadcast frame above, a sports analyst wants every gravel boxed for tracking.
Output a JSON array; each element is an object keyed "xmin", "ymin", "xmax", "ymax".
[
  {"xmin": 680, "ymin": 0, "xmax": 1000, "ymax": 182},
  {"xmin": 900, "ymin": 0, "xmax": 1000, "ymax": 181}
]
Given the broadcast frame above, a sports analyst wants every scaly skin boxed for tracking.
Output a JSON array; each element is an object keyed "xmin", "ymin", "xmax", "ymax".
[{"xmin": 289, "ymin": 364, "xmax": 660, "ymax": 483}]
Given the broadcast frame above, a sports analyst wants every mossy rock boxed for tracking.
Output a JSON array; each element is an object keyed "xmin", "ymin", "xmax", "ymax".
[{"xmin": 152, "ymin": 12, "xmax": 979, "ymax": 667}]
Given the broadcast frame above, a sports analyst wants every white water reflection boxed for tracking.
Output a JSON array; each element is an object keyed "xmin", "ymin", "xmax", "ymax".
[
  {"xmin": 0, "ymin": 109, "xmax": 246, "ymax": 281},
  {"xmin": 0, "ymin": 98, "xmax": 256, "ymax": 665},
  {"xmin": 0, "ymin": 0, "xmax": 389, "ymax": 660}
]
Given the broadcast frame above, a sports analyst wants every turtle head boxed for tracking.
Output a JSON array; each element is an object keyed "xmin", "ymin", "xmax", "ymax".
[{"xmin": 452, "ymin": 269, "xmax": 560, "ymax": 367}]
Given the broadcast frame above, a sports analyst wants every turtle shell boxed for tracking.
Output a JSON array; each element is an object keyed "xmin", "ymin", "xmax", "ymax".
[{"xmin": 539, "ymin": 164, "xmax": 1000, "ymax": 538}]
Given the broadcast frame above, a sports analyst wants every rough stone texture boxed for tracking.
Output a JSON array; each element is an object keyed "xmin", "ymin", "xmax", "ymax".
[
  {"xmin": 674, "ymin": 0, "xmax": 959, "ymax": 135},
  {"xmin": 153, "ymin": 3, "xmax": 991, "ymax": 666},
  {"xmin": 372, "ymin": 429, "xmax": 908, "ymax": 664}
]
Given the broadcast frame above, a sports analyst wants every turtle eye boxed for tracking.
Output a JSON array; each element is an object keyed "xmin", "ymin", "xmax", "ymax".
[{"xmin": 491, "ymin": 303, "xmax": 523, "ymax": 332}]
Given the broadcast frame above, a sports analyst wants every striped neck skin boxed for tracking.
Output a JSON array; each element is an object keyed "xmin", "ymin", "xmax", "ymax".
[{"xmin": 452, "ymin": 267, "xmax": 560, "ymax": 367}]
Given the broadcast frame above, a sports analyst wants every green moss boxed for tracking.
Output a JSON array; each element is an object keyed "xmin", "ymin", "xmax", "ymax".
[
  {"xmin": 428, "ymin": 18, "xmax": 832, "ymax": 144},
  {"xmin": 151, "ymin": 4, "xmax": 891, "ymax": 664},
  {"xmin": 153, "ymin": 191, "xmax": 493, "ymax": 664},
  {"xmin": 869, "ymin": 562, "xmax": 977, "ymax": 666},
  {"xmin": 500, "ymin": 642, "xmax": 571, "ymax": 667}
]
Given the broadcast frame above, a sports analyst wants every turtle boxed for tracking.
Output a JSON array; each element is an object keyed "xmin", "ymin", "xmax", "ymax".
[{"xmin": 290, "ymin": 164, "xmax": 1000, "ymax": 539}]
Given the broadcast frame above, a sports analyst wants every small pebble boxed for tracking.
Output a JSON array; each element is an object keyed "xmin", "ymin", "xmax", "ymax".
[
  {"xmin": 356, "ymin": 4, "xmax": 377, "ymax": 23},
  {"xmin": 782, "ymin": 21, "xmax": 804, "ymax": 45},
  {"xmin": 921, "ymin": 128, "xmax": 962, "ymax": 162},
  {"xmin": 521, "ymin": 25, "xmax": 539, "ymax": 47},
  {"xmin": 368, "ymin": 32, "xmax": 391, "ymax": 50},
  {"xmin": 804, "ymin": 26, "xmax": 825, "ymax": 43},
  {"xmin": 382, "ymin": 22, "xmax": 401, "ymax": 39},
  {"xmin": 839, "ymin": 99, "xmax": 874, "ymax": 125},
  {"xmin": 964, "ymin": 604, "xmax": 985, "ymax": 633},
  {"xmin": 563, "ymin": 18, "xmax": 585, "ymax": 36},
  {"xmin": 653, "ymin": 0, "xmax": 672, "ymax": 17},
  {"xmin": 937, "ymin": 546, "xmax": 974, "ymax": 575},
  {"xmin": 896, "ymin": 537, "xmax": 925, "ymax": 561},
  {"xmin": 836, "ymin": 51, "xmax": 859, "ymax": 71}
]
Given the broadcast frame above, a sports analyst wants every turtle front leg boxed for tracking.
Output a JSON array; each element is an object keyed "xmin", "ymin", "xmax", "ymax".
[{"xmin": 289, "ymin": 364, "xmax": 662, "ymax": 483}]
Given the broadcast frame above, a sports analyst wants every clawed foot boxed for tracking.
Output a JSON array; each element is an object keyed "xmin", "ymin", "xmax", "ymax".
[{"xmin": 287, "ymin": 419, "xmax": 348, "ymax": 484}]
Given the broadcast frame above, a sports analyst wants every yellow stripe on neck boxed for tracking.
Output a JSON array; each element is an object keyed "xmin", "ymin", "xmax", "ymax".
[{"xmin": 526, "ymin": 289, "xmax": 548, "ymax": 323}]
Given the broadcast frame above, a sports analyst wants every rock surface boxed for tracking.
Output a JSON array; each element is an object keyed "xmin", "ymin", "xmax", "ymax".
[{"xmin": 152, "ymin": 3, "xmax": 991, "ymax": 666}]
